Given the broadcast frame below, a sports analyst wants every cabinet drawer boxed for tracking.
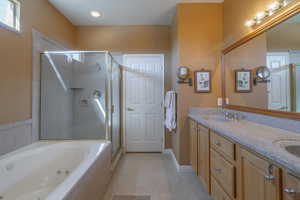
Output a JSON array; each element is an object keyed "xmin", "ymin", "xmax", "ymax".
[
  {"xmin": 211, "ymin": 149, "xmax": 235, "ymax": 198},
  {"xmin": 211, "ymin": 131, "xmax": 235, "ymax": 160},
  {"xmin": 211, "ymin": 177, "xmax": 232, "ymax": 200}
]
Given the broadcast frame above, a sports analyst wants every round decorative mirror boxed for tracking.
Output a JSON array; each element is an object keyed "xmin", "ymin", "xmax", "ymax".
[
  {"xmin": 177, "ymin": 66, "xmax": 190, "ymax": 80},
  {"xmin": 256, "ymin": 66, "xmax": 271, "ymax": 80}
]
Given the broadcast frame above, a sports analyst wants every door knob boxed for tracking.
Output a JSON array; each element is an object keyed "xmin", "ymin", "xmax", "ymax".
[{"xmin": 127, "ymin": 108, "xmax": 134, "ymax": 111}]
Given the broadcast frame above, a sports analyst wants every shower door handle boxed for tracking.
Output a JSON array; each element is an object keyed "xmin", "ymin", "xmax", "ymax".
[{"xmin": 127, "ymin": 107, "xmax": 134, "ymax": 111}]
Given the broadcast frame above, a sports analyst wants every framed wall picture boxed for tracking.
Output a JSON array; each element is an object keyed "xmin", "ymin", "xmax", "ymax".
[
  {"xmin": 194, "ymin": 71, "xmax": 211, "ymax": 93},
  {"xmin": 235, "ymin": 69, "xmax": 252, "ymax": 93}
]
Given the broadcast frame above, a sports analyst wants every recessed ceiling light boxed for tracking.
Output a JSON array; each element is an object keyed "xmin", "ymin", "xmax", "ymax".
[{"xmin": 90, "ymin": 11, "xmax": 102, "ymax": 18}]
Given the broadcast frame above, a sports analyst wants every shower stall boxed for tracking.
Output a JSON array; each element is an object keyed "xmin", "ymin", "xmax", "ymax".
[{"xmin": 40, "ymin": 51, "xmax": 122, "ymax": 156}]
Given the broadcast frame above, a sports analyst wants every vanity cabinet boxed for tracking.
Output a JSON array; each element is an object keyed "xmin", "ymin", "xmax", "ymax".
[
  {"xmin": 188, "ymin": 118, "xmax": 291, "ymax": 200},
  {"xmin": 283, "ymin": 170, "xmax": 300, "ymax": 200},
  {"xmin": 189, "ymin": 120, "xmax": 198, "ymax": 174},
  {"xmin": 197, "ymin": 124, "xmax": 210, "ymax": 191},
  {"xmin": 239, "ymin": 148, "xmax": 281, "ymax": 200}
]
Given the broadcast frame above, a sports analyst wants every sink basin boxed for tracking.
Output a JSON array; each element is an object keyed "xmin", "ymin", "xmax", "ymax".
[
  {"xmin": 285, "ymin": 145, "xmax": 300, "ymax": 158},
  {"xmin": 273, "ymin": 139, "xmax": 300, "ymax": 158}
]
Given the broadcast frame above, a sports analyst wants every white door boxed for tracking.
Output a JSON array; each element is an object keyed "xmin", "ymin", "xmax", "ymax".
[
  {"xmin": 267, "ymin": 52, "xmax": 290, "ymax": 111},
  {"xmin": 124, "ymin": 54, "xmax": 164, "ymax": 152}
]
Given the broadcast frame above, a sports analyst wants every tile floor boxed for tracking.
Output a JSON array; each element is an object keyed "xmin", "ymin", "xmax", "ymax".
[{"xmin": 104, "ymin": 153, "xmax": 212, "ymax": 200}]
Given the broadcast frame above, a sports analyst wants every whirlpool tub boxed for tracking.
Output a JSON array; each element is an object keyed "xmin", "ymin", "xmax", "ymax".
[{"xmin": 0, "ymin": 141, "xmax": 111, "ymax": 200}]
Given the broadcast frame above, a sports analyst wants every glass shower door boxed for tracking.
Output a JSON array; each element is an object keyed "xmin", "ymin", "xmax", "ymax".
[{"xmin": 40, "ymin": 52, "xmax": 109, "ymax": 140}]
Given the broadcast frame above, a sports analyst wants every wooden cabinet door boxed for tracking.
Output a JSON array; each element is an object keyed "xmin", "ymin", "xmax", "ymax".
[
  {"xmin": 211, "ymin": 177, "xmax": 231, "ymax": 200},
  {"xmin": 198, "ymin": 125, "xmax": 210, "ymax": 191},
  {"xmin": 189, "ymin": 120, "xmax": 198, "ymax": 174},
  {"xmin": 240, "ymin": 149, "xmax": 280, "ymax": 200},
  {"xmin": 283, "ymin": 171, "xmax": 300, "ymax": 200}
]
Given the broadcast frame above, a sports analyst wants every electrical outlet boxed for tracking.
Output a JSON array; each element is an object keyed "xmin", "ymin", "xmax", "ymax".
[
  {"xmin": 217, "ymin": 98, "xmax": 223, "ymax": 106},
  {"xmin": 226, "ymin": 98, "xmax": 230, "ymax": 104}
]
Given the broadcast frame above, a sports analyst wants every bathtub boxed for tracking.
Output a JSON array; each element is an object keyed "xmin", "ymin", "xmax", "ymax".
[{"xmin": 0, "ymin": 141, "xmax": 111, "ymax": 200}]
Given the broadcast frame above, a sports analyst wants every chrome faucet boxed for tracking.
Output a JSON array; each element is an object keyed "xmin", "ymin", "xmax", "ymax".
[{"xmin": 222, "ymin": 110, "xmax": 243, "ymax": 121}]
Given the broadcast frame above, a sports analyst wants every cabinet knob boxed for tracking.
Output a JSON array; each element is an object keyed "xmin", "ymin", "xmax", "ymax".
[
  {"xmin": 216, "ymin": 141, "xmax": 222, "ymax": 147},
  {"xmin": 284, "ymin": 188, "xmax": 296, "ymax": 197},
  {"xmin": 265, "ymin": 164, "xmax": 276, "ymax": 181},
  {"xmin": 264, "ymin": 175, "xmax": 276, "ymax": 181}
]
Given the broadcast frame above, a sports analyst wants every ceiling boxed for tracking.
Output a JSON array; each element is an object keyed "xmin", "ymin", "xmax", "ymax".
[{"xmin": 49, "ymin": 0, "xmax": 223, "ymax": 26}]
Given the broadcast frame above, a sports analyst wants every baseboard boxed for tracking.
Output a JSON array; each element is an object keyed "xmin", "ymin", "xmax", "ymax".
[{"xmin": 163, "ymin": 149, "xmax": 194, "ymax": 173}]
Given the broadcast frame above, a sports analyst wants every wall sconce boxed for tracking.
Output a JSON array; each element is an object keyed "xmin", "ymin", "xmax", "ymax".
[
  {"xmin": 253, "ymin": 66, "xmax": 271, "ymax": 85},
  {"xmin": 177, "ymin": 66, "xmax": 193, "ymax": 86},
  {"xmin": 245, "ymin": 0, "xmax": 291, "ymax": 27}
]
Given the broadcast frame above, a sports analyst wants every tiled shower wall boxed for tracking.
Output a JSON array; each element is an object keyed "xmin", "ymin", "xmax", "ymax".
[{"xmin": 0, "ymin": 120, "xmax": 33, "ymax": 156}]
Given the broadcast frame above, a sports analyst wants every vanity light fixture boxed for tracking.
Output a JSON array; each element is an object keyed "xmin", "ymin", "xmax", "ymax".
[
  {"xmin": 245, "ymin": 20, "xmax": 255, "ymax": 27},
  {"xmin": 268, "ymin": 1, "xmax": 280, "ymax": 15},
  {"xmin": 90, "ymin": 11, "xmax": 102, "ymax": 18},
  {"xmin": 255, "ymin": 11, "xmax": 267, "ymax": 24},
  {"xmin": 244, "ymin": 0, "xmax": 292, "ymax": 27}
]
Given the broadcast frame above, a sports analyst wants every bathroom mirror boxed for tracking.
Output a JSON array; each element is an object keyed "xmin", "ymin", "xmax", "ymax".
[{"xmin": 223, "ymin": 10, "xmax": 300, "ymax": 118}]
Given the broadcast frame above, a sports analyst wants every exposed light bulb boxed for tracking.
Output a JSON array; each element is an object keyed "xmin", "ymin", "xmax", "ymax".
[
  {"xmin": 281, "ymin": 0, "xmax": 289, "ymax": 7},
  {"xmin": 245, "ymin": 20, "xmax": 255, "ymax": 27},
  {"xmin": 268, "ymin": 1, "xmax": 280, "ymax": 11},
  {"xmin": 256, "ymin": 11, "xmax": 266, "ymax": 20}
]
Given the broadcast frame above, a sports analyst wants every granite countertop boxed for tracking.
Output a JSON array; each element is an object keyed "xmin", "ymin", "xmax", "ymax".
[{"xmin": 188, "ymin": 108, "xmax": 300, "ymax": 176}]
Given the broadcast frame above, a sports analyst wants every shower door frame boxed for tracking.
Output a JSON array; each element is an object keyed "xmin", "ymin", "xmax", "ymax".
[{"xmin": 108, "ymin": 52, "xmax": 123, "ymax": 158}]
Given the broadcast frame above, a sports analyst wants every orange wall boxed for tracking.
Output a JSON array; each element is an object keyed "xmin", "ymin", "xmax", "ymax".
[
  {"xmin": 0, "ymin": 0, "xmax": 76, "ymax": 124},
  {"xmin": 76, "ymin": 25, "xmax": 170, "ymax": 53},
  {"xmin": 267, "ymin": 22, "xmax": 300, "ymax": 51},
  {"xmin": 171, "ymin": 3, "xmax": 223, "ymax": 165}
]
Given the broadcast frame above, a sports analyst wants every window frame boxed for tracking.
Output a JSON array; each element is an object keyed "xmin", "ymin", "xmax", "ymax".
[{"xmin": 0, "ymin": 0, "xmax": 21, "ymax": 33}]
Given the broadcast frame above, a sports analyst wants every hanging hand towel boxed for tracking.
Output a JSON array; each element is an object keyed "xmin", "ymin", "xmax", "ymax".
[{"xmin": 165, "ymin": 91, "xmax": 177, "ymax": 132}]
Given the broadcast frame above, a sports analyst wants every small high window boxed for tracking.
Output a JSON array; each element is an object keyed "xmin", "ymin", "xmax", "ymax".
[{"xmin": 0, "ymin": 0, "xmax": 20, "ymax": 32}]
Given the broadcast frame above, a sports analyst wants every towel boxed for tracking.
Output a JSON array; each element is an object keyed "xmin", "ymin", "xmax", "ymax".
[{"xmin": 165, "ymin": 91, "xmax": 177, "ymax": 132}]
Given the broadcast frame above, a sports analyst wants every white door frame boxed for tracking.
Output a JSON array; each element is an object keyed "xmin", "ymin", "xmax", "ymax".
[{"xmin": 122, "ymin": 54, "xmax": 165, "ymax": 153}]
